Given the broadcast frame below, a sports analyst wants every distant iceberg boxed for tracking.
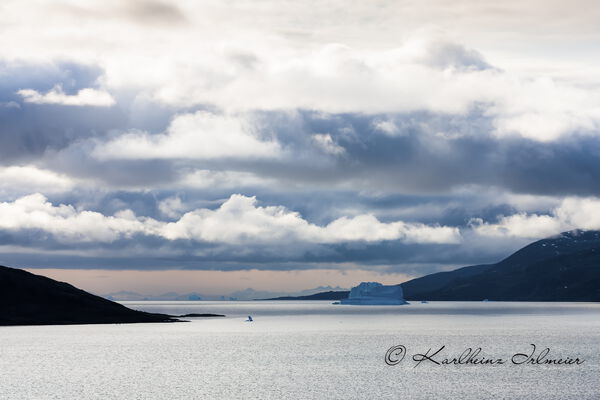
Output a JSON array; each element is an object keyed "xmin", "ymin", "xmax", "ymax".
[{"xmin": 340, "ymin": 282, "xmax": 409, "ymax": 305}]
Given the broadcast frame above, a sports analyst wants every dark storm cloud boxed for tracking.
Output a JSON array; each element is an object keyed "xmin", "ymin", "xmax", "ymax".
[
  {"xmin": 0, "ymin": 62, "xmax": 124, "ymax": 162},
  {"xmin": 0, "ymin": 225, "xmax": 529, "ymax": 275},
  {"xmin": 236, "ymin": 110, "xmax": 600, "ymax": 197},
  {"xmin": 11, "ymin": 82, "xmax": 598, "ymax": 200},
  {"xmin": 2, "ymin": 61, "xmax": 599, "ymax": 275},
  {"xmin": 0, "ymin": 61, "xmax": 183, "ymax": 165}
]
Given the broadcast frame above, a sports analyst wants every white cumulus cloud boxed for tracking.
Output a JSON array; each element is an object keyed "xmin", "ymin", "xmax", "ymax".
[
  {"xmin": 158, "ymin": 196, "xmax": 186, "ymax": 219},
  {"xmin": 0, "ymin": 193, "xmax": 461, "ymax": 245},
  {"xmin": 0, "ymin": 194, "xmax": 159, "ymax": 242},
  {"xmin": 471, "ymin": 197, "xmax": 600, "ymax": 239},
  {"xmin": 0, "ymin": 165, "xmax": 76, "ymax": 197},
  {"xmin": 17, "ymin": 85, "xmax": 115, "ymax": 107},
  {"xmin": 162, "ymin": 194, "xmax": 462, "ymax": 244},
  {"xmin": 93, "ymin": 111, "xmax": 281, "ymax": 160}
]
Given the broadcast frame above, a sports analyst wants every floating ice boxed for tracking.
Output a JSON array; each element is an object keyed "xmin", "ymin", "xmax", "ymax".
[{"xmin": 340, "ymin": 282, "xmax": 408, "ymax": 305}]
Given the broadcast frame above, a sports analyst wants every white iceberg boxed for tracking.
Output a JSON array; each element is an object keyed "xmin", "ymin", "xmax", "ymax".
[{"xmin": 340, "ymin": 282, "xmax": 408, "ymax": 305}]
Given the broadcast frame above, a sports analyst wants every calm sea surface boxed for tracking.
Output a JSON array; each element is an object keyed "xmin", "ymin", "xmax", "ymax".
[{"xmin": 1, "ymin": 301, "xmax": 599, "ymax": 399}]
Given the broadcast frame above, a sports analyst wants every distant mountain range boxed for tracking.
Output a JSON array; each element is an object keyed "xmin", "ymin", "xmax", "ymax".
[
  {"xmin": 104, "ymin": 291, "xmax": 209, "ymax": 301},
  {"xmin": 266, "ymin": 230, "xmax": 600, "ymax": 302},
  {"xmin": 103, "ymin": 286, "xmax": 348, "ymax": 301},
  {"xmin": 0, "ymin": 266, "xmax": 179, "ymax": 326}
]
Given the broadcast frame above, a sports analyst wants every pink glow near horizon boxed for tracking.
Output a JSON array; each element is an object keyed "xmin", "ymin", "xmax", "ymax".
[{"xmin": 25, "ymin": 268, "xmax": 415, "ymax": 296}]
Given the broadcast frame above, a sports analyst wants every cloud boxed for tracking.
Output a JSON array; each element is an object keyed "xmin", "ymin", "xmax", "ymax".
[
  {"xmin": 0, "ymin": 193, "xmax": 460, "ymax": 246},
  {"xmin": 17, "ymin": 85, "xmax": 115, "ymax": 106},
  {"xmin": 311, "ymin": 133, "xmax": 345, "ymax": 155},
  {"xmin": 0, "ymin": 193, "xmax": 156, "ymax": 243},
  {"xmin": 0, "ymin": 165, "xmax": 76, "ymax": 197},
  {"xmin": 39, "ymin": 107, "xmax": 600, "ymax": 198},
  {"xmin": 118, "ymin": 41, "xmax": 600, "ymax": 142},
  {"xmin": 123, "ymin": 0, "xmax": 187, "ymax": 25},
  {"xmin": 470, "ymin": 197, "xmax": 600, "ymax": 239},
  {"xmin": 0, "ymin": 61, "xmax": 131, "ymax": 163},
  {"xmin": 372, "ymin": 119, "xmax": 400, "ymax": 136},
  {"xmin": 53, "ymin": 0, "xmax": 187, "ymax": 26},
  {"xmin": 470, "ymin": 214, "xmax": 563, "ymax": 239},
  {"xmin": 93, "ymin": 111, "xmax": 282, "ymax": 160},
  {"xmin": 410, "ymin": 38, "xmax": 491, "ymax": 71},
  {"xmin": 158, "ymin": 196, "xmax": 185, "ymax": 219},
  {"xmin": 162, "ymin": 194, "xmax": 461, "ymax": 244},
  {"xmin": 2, "ymin": 0, "xmax": 600, "ymax": 142},
  {"xmin": 0, "ymin": 101, "xmax": 20, "ymax": 109},
  {"xmin": 2, "ymin": 1, "xmax": 600, "ymax": 275},
  {"xmin": 177, "ymin": 169, "xmax": 275, "ymax": 190}
]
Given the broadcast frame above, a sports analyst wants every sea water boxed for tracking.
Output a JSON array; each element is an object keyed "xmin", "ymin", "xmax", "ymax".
[{"xmin": 0, "ymin": 301, "xmax": 598, "ymax": 399}]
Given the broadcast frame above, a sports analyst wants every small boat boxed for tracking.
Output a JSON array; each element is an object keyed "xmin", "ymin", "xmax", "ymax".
[{"xmin": 245, "ymin": 315, "xmax": 253, "ymax": 322}]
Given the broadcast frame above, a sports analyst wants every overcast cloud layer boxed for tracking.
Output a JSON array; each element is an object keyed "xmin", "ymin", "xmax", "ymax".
[{"xmin": 2, "ymin": 0, "xmax": 600, "ymax": 279}]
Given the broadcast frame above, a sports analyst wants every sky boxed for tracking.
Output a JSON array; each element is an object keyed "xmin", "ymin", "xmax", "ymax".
[{"xmin": 3, "ymin": 0, "xmax": 600, "ymax": 297}]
